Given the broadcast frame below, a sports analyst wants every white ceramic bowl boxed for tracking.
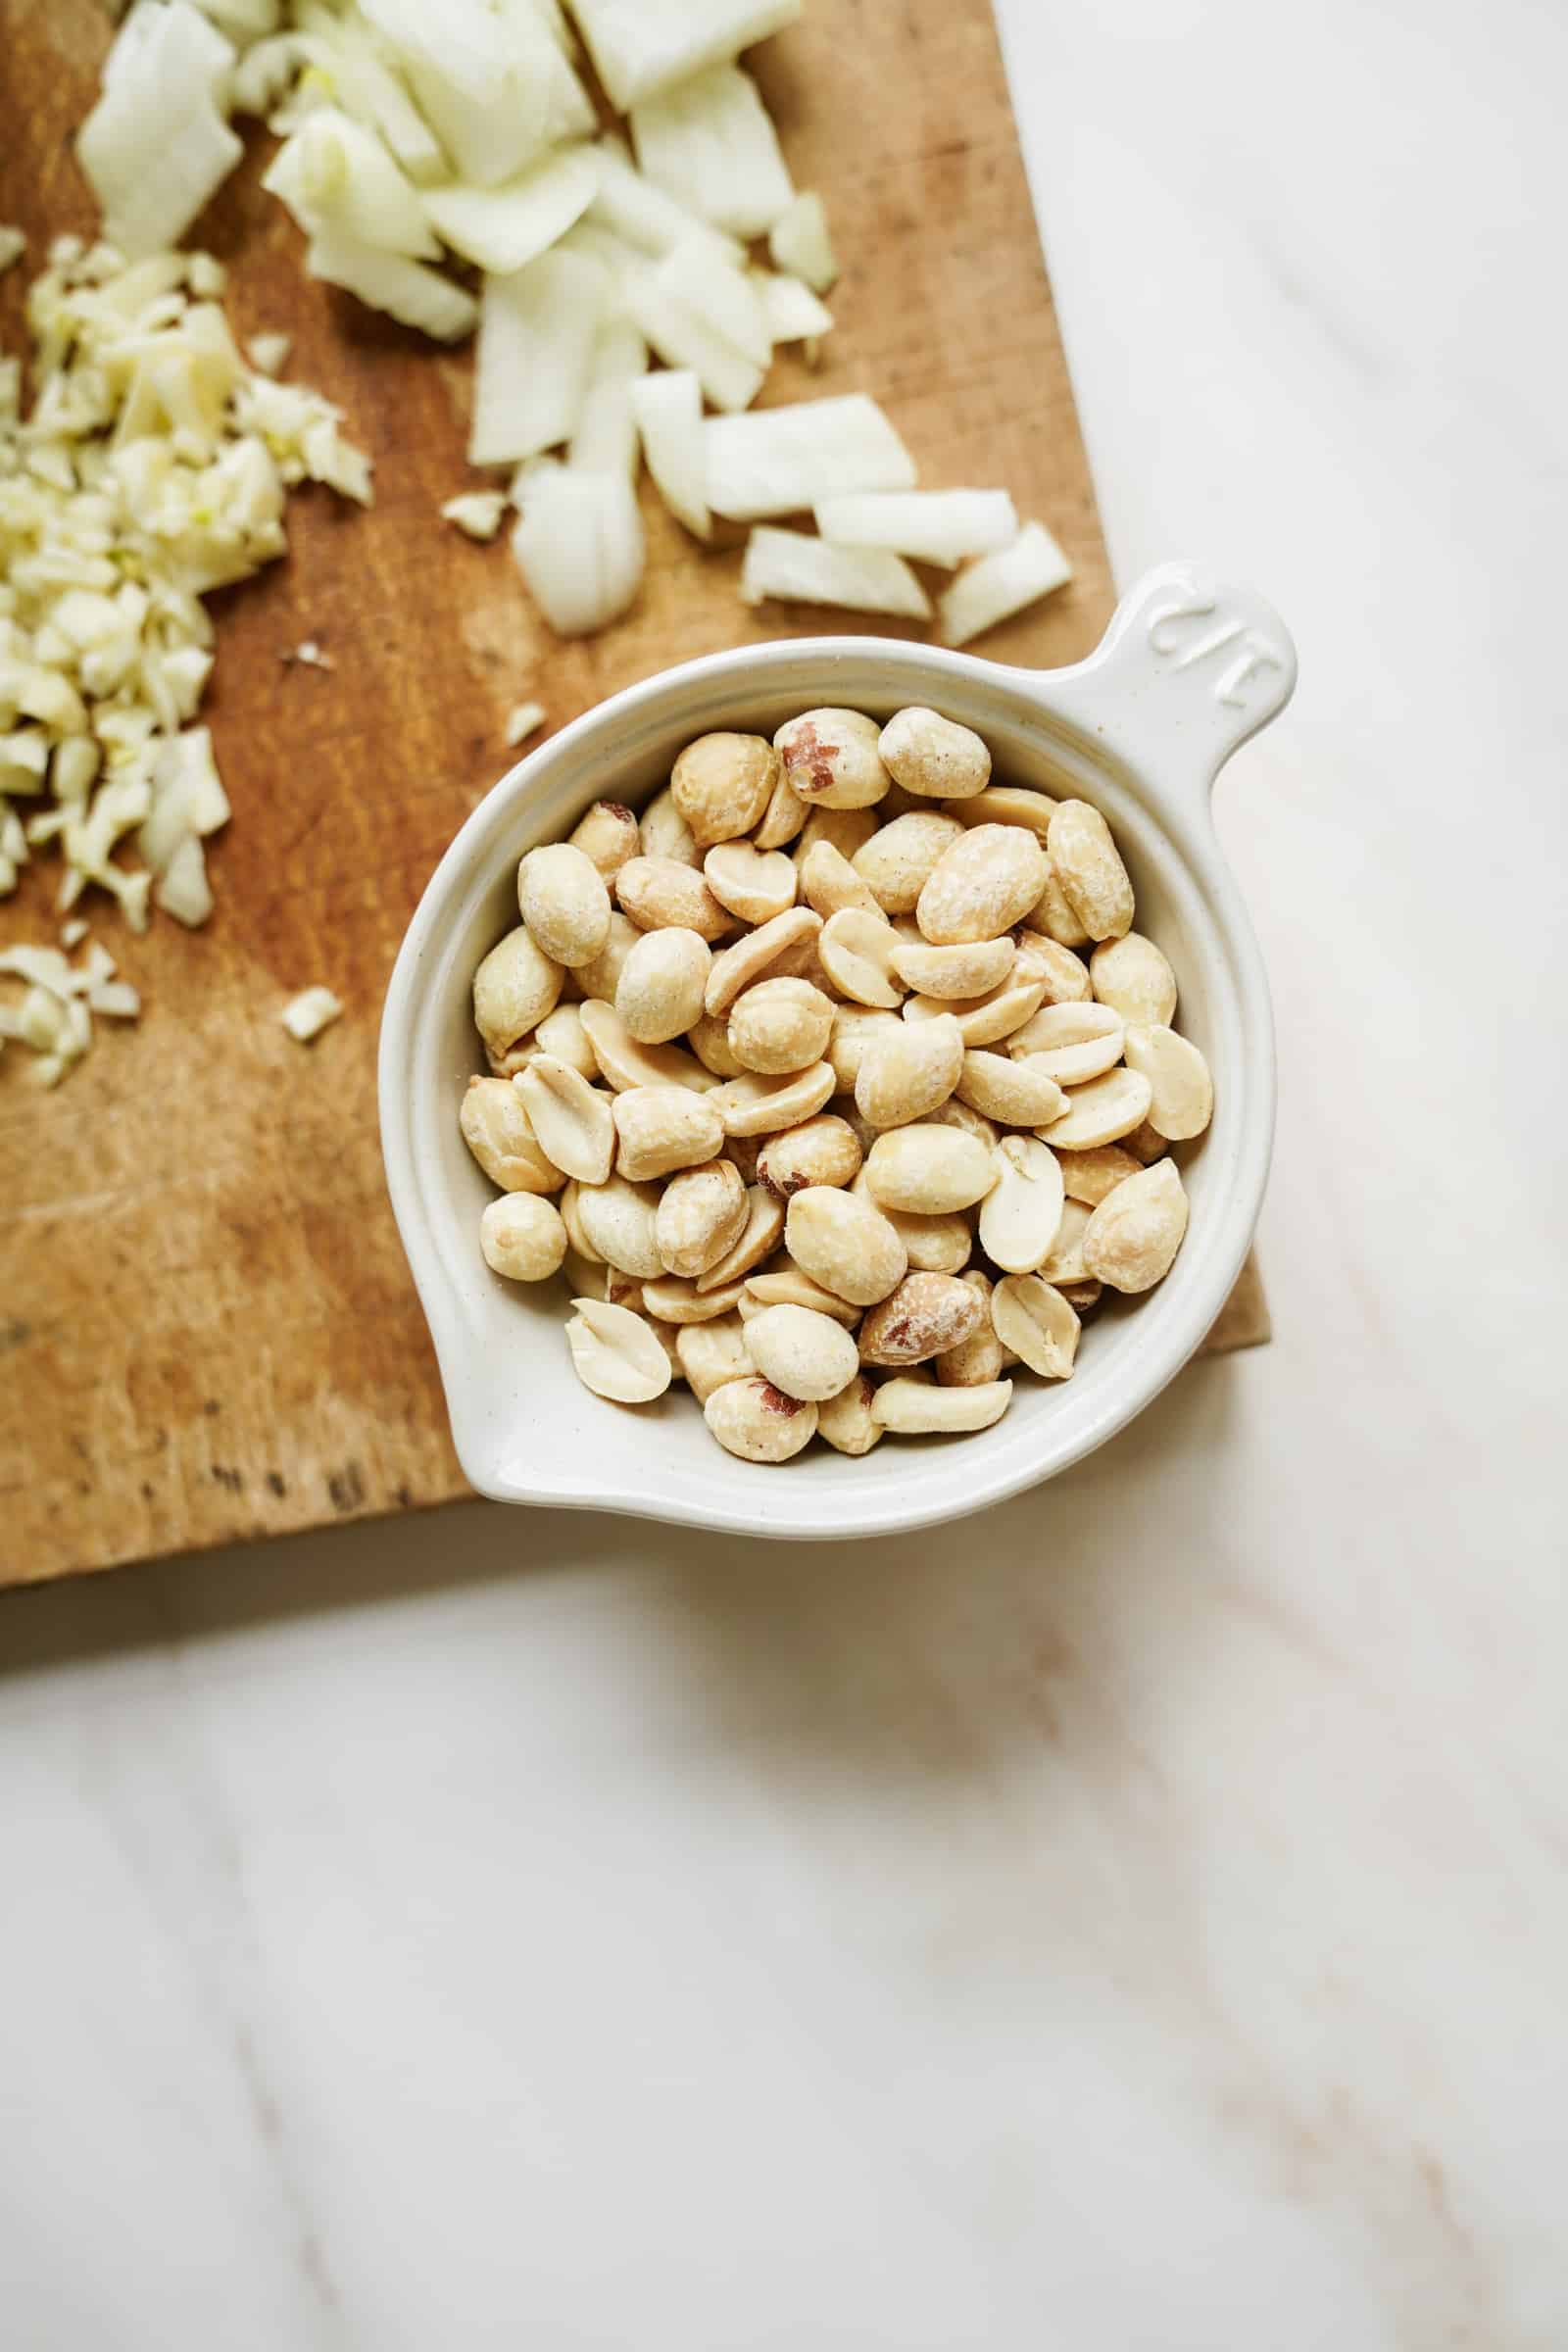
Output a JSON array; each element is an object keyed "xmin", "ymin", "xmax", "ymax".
[{"xmin": 380, "ymin": 562, "xmax": 1296, "ymax": 1541}]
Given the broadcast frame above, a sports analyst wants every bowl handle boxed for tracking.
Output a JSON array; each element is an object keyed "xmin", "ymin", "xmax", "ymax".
[{"xmin": 1016, "ymin": 562, "xmax": 1298, "ymax": 808}]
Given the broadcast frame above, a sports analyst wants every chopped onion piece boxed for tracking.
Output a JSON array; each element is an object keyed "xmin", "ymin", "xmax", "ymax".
[
  {"xmin": 752, "ymin": 269, "xmax": 833, "ymax": 346},
  {"xmin": 630, "ymin": 64, "xmax": 794, "ymax": 239},
  {"xmin": 359, "ymin": 0, "xmax": 508, "ymax": 100},
  {"xmin": 264, "ymin": 107, "xmax": 440, "ymax": 260},
  {"xmin": 657, "ymin": 236, "xmax": 771, "ymax": 368},
  {"xmin": 307, "ymin": 231, "xmax": 479, "ymax": 343},
  {"xmin": 441, "ymin": 490, "xmax": 509, "ymax": 540},
  {"xmin": 586, "ymin": 138, "xmax": 745, "ymax": 267},
  {"xmin": 401, "ymin": 18, "xmax": 591, "ymax": 189},
  {"xmin": 565, "ymin": 0, "xmax": 803, "ymax": 112},
  {"xmin": 422, "ymin": 146, "xmax": 599, "ymax": 277},
  {"xmin": 739, "ymin": 528, "xmax": 930, "ymax": 619},
  {"xmin": 628, "ymin": 369, "xmax": 710, "ymax": 541},
  {"xmin": 815, "ymin": 488, "xmax": 1019, "ymax": 568},
  {"xmin": 512, "ymin": 469, "xmax": 645, "ymax": 637},
  {"xmin": 768, "ymin": 190, "xmax": 837, "ymax": 294},
  {"xmin": 625, "ymin": 266, "xmax": 763, "ymax": 416},
  {"xmin": 504, "ymin": 701, "xmax": 548, "ymax": 748},
  {"xmin": 78, "ymin": 3, "xmax": 242, "ymax": 260},
  {"xmin": 281, "ymin": 984, "xmax": 344, "ymax": 1042},
  {"xmin": 248, "ymin": 331, "xmax": 291, "ymax": 376},
  {"xmin": 0, "ymin": 226, "xmax": 24, "ymax": 274},
  {"xmin": 705, "ymin": 395, "xmax": 916, "ymax": 521},
  {"xmin": 155, "ymin": 832, "xmax": 215, "ymax": 927},
  {"xmin": 568, "ymin": 321, "xmax": 648, "ymax": 479},
  {"xmin": 938, "ymin": 521, "xmax": 1073, "ymax": 647},
  {"xmin": 469, "ymin": 249, "xmax": 607, "ymax": 466}
]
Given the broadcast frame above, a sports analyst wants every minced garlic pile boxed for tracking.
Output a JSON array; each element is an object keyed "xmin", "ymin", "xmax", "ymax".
[{"xmin": 0, "ymin": 227, "xmax": 370, "ymax": 1081}]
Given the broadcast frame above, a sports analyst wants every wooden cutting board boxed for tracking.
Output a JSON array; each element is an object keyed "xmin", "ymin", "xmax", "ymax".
[{"xmin": 0, "ymin": 0, "xmax": 1267, "ymax": 1589}]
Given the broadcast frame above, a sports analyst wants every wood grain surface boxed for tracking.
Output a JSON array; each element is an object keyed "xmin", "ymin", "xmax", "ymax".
[{"xmin": 0, "ymin": 0, "xmax": 1264, "ymax": 1588}]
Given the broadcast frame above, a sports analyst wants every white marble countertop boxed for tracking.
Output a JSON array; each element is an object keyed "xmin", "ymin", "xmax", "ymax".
[{"xmin": 4, "ymin": 3, "xmax": 1565, "ymax": 2343}]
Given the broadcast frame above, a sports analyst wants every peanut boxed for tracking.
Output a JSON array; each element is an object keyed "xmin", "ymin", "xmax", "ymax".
[
  {"xmin": 991, "ymin": 1275, "xmax": 1081, "ymax": 1378},
  {"xmin": 816, "ymin": 906, "xmax": 903, "ymax": 1008},
  {"xmin": 1039, "ymin": 1067, "xmax": 1152, "ymax": 1152},
  {"xmin": 800, "ymin": 837, "xmax": 884, "ymax": 920},
  {"xmin": 1081, "ymin": 1159, "xmax": 1189, "ymax": 1293},
  {"xmin": 757, "ymin": 1114, "xmax": 863, "ymax": 1200},
  {"xmin": 705, "ymin": 906, "xmax": 822, "ymax": 1016},
  {"xmin": 615, "ymin": 926, "xmax": 711, "ymax": 1044},
  {"xmin": 863, "ymin": 1124, "xmax": 995, "ymax": 1214},
  {"xmin": 572, "ymin": 909, "xmax": 641, "ymax": 1004},
  {"xmin": 1048, "ymin": 800, "xmax": 1134, "ymax": 941},
  {"xmin": 569, "ymin": 799, "xmax": 640, "ymax": 882},
  {"xmin": 872, "ymin": 1375, "xmax": 1012, "ymax": 1435},
  {"xmin": 517, "ymin": 842, "xmax": 612, "ymax": 968},
  {"xmin": 1030, "ymin": 860, "xmax": 1091, "ymax": 948},
  {"xmin": 533, "ymin": 1003, "xmax": 600, "ymax": 1079},
  {"xmin": 461, "ymin": 1075, "xmax": 564, "ymax": 1194},
  {"xmin": 480, "ymin": 1193, "xmax": 567, "ymax": 1283},
  {"xmin": 696, "ymin": 1184, "xmax": 786, "ymax": 1290},
  {"xmin": 852, "ymin": 810, "xmax": 962, "ymax": 913},
  {"xmin": 612, "ymin": 1084, "xmax": 726, "ymax": 1181},
  {"xmin": 640, "ymin": 1274, "xmax": 748, "ymax": 1324},
  {"xmin": 855, "ymin": 1012, "xmax": 963, "ymax": 1129},
  {"xmin": 785, "ymin": 1186, "xmax": 906, "ymax": 1305},
  {"xmin": 676, "ymin": 1315, "xmax": 753, "ymax": 1404},
  {"xmin": 1055, "ymin": 1143, "xmax": 1145, "ymax": 1206},
  {"xmin": 705, "ymin": 1376, "xmax": 818, "ymax": 1461},
  {"xmin": 755, "ymin": 770, "xmax": 808, "ymax": 851},
  {"xmin": 878, "ymin": 707, "xmax": 991, "ymax": 800},
  {"xmin": 639, "ymin": 786, "xmax": 701, "ymax": 867},
  {"xmin": 890, "ymin": 935, "xmax": 1015, "ymax": 1000},
  {"xmin": 578, "ymin": 998, "xmax": 716, "ymax": 1095},
  {"xmin": 709, "ymin": 1061, "xmax": 837, "ymax": 1136},
  {"xmin": 978, "ymin": 1135, "xmax": 1065, "ymax": 1273},
  {"xmin": 745, "ymin": 1303, "xmax": 860, "ymax": 1401},
  {"xmin": 1007, "ymin": 1000, "xmax": 1125, "ymax": 1085},
  {"xmin": 472, "ymin": 924, "xmax": 563, "ymax": 1059},
  {"xmin": 671, "ymin": 731, "xmax": 781, "ymax": 845},
  {"xmin": 565, "ymin": 1298, "xmax": 672, "ymax": 1404},
  {"xmin": 935, "ymin": 1270, "xmax": 1005, "ymax": 1387},
  {"xmin": 774, "ymin": 709, "xmax": 888, "ymax": 809},
  {"xmin": 816, "ymin": 1373, "xmax": 883, "ymax": 1455},
  {"xmin": 1091, "ymin": 931, "xmax": 1177, "ymax": 1027},
  {"xmin": 952, "ymin": 786, "xmax": 1056, "ymax": 843},
  {"xmin": 916, "ymin": 824, "xmax": 1048, "ymax": 945},
  {"xmin": 1123, "ymin": 1023, "xmax": 1212, "ymax": 1140},
  {"xmin": 704, "ymin": 840, "xmax": 798, "ymax": 926},
  {"xmin": 573, "ymin": 1173, "xmax": 665, "ymax": 1277},
  {"xmin": 518, "ymin": 1055, "xmax": 615, "ymax": 1185},
  {"xmin": 956, "ymin": 1050, "xmax": 1069, "ymax": 1128},
  {"xmin": 859, "ymin": 1272, "xmax": 984, "ymax": 1365},
  {"xmin": 615, "ymin": 856, "xmax": 731, "ymax": 940},
  {"xmin": 727, "ymin": 976, "xmax": 835, "ymax": 1073},
  {"xmin": 655, "ymin": 1157, "xmax": 750, "ymax": 1279},
  {"xmin": 742, "ymin": 1262, "xmax": 862, "ymax": 1325}
]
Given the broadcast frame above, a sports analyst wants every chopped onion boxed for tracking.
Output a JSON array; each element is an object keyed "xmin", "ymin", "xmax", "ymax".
[
  {"xmin": 512, "ymin": 469, "xmax": 646, "ymax": 637},
  {"xmin": 307, "ymin": 230, "xmax": 479, "ymax": 343},
  {"xmin": 751, "ymin": 269, "xmax": 833, "ymax": 347},
  {"xmin": 441, "ymin": 490, "xmax": 509, "ymax": 540},
  {"xmin": 469, "ymin": 248, "xmax": 607, "ymax": 466},
  {"xmin": 504, "ymin": 700, "xmax": 548, "ymax": 749},
  {"xmin": 938, "ymin": 522, "xmax": 1074, "ymax": 647},
  {"xmin": 77, "ymin": 3, "xmax": 242, "ymax": 260},
  {"xmin": 564, "ymin": 0, "xmax": 804, "ymax": 112},
  {"xmin": 568, "ymin": 321, "xmax": 649, "ymax": 479},
  {"xmin": 625, "ymin": 263, "xmax": 763, "ymax": 416},
  {"xmin": 815, "ymin": 488, "xmax": 1019, "ymax": 568},
  {"xmin": 403, "ymin": 19, "xmax": 592, "ymax": 189},
  {"xmin": 155, "ymin": 832, "xmax": 215, "ymax": 927},
  {"xmin": 586, "ymin": 137, "xmax": 746, "ymax": 268},
  {"xmin": 768, "ymin": 190, "xmax": 837, "ymax": 293},
  {"xmin": 628, "ymin": 369, "xmax": 710, "ymax": 541},
  {"xmin": 657, "ymin": 236, "xmax": 771, "ymax": 368},
  {"xmin": 630, "ymin": 64, "xmax": 794, "ymax": 239},
  {"xmin": 248, "ymin": 330, "xmax": 291, "ymax": 375},
  {"xmin": 264, "ymin": 106, "xmax": 440, "ymax": 259},
  {"xmin": 705, "ymin": 394, "xmax": 916, "ymax": 521},
  {"xmin": 739, "ymin": 528, "xmax": 930, "ymax": 619},
  {"xmin": 280, "ymin": 984, "xmax": 344, "ymax": 1041},
  {"xmin": 421, "ymin": 145, "xmax": 599, "ymax": 276}
]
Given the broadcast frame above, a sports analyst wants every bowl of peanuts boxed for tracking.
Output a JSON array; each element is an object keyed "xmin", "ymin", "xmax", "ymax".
[{"xmin": 380, "ymin": 562, "xmax": 1296, "ymax": 1539}]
